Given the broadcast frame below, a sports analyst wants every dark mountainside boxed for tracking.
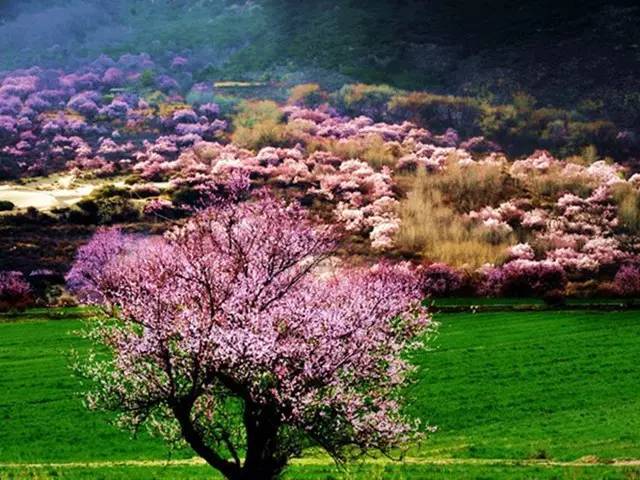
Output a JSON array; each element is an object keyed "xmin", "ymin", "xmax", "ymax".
[
  {"xmin": 259, "ymin": 0, "xmax": 640, "ymax": 125},
  {"xmin": 1, "ymin": 0, "xmax": 639, "ymax": 124}
]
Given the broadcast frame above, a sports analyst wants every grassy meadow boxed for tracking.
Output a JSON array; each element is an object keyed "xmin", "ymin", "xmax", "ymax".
[{"xmin": 1, "ymin": 308, "xmax": 640, "ymax": 479}]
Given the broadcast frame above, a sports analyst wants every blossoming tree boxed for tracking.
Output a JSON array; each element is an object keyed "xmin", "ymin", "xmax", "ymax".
[{"xmin": 68, "ymin": 195, "xmax": 431, "ymax": 480}]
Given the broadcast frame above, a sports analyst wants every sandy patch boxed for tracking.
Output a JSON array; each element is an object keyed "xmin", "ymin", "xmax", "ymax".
[
  {"xmin": 0, "ymin": 184, "xmax": 95, "ymax": 209},
  {"xmin": 0, "ymin": 177, "xmax": 170, "ymax": 210}
]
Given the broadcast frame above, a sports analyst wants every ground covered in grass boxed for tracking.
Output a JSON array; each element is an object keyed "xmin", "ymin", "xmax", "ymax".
[{"xmin": 1, "ymin": 309, "xmax": 640, "ymax": 479}]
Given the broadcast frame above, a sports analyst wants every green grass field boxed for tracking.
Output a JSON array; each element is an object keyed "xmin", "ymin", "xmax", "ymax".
[{"xmin": 1, "ymin": 309, "xmax": 640, "ymax": 479}]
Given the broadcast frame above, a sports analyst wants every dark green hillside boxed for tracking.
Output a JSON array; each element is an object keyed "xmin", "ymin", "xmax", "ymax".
[{"xmin": 2, "ymin": 1, "xmax": 640, "ymax": 126}]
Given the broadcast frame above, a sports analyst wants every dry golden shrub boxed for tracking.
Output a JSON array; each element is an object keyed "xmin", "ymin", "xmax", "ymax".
[
  {"xmin": 427, "ymin": 159, "xmax": 513, "ymax": 212},
  {"xmin": 307, "ymin": 134, "xmax": 403, "ymax": 169},
  {"xmin": 231, "ymin": 100, "xmax": 292, "ymax": 150},
  {"xmin": 612, "ymin": 183, "xmax": 640, "ymax": 233},
  {"xmin": 396, "ymin": 170, "xmax": 512, "ymax": 268}
]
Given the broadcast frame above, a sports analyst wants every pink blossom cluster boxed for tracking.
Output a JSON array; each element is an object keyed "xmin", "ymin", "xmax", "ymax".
[
  {"xmin": 477, "ymin": 259, "xmax": 567, "ymax": 297},
  {"xmin": 418, "ymin": 263, "xmax": 465, "ymax": 297},
  {"xmin": 397, "ymin": 145, "xmax": 472, "ymax": 172},
  {"xmin": 613, "ymin": 264, "xmax": 640, "ymax": 297},
  {"xmin": 137, "ymin": 138, "xmax": 400, "ymax": 249},
  {"xmin": 506, "ymin": 243, "xmax": 536, "ymax": 261},
  {"xmin": 510, "ymin": 150, "xmax": 624, "ymax": 186},
  {"xmin": 463, "ymin": 149, "xmax": 640, "ymax": 278},
  {"xmin": 0, "ymin": 54, "xmax": 213, "ymax": 180},
  {"xmin": 537, "ymin": 188, "xmax": 627, "ymax": 273},
  {"xmin": 142, "ymin": 198, "xmax": 175, "ymax": 217},
  {"xmin": 467, "ymin": 200, "xmax": 527, "ymax": 237},
  {"xmin": 0, "ymin": 270, "xmax": 32, "ymax": 311},
  {"xmin": 283, "ymin": 105, "xmax": 463, "ymax": 149}
]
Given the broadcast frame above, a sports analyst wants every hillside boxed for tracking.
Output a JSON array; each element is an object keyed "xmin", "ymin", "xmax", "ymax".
[{"xmin": 2, "ymin": 0, "xmax": 640, "ymax": 127}]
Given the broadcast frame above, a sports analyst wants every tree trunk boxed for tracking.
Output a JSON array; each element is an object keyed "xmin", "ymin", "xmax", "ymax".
[
  {"xmin": 236, "ymin": 401, "xmax": 287, "ymax": 480},
  {"xmin": 236, "ymin": 465, "xmax": 282, "ymax": 480},
  {"xmin": 173, "ymin": 397, "xmax": 287, "ymax": 480},
  {"xmin": 173, "ymin": 402, "xmax": 241, "ymax": 480}
]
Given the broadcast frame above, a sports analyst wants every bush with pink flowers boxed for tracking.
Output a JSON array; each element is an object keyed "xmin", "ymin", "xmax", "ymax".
[
  {"xmin": 0, "ymin": 270, "xmax": 32, "ymax": 312},
  {"xmin": 419, "ymin": 263, "xmax": 465, "ymax": 297},
  {"xmin": 613, "ymin": 264, "xmax": 640, "ymax": 300},
  {"xmin": 479, "ymin": 260, "xmax": 567, "ymax": 298}
]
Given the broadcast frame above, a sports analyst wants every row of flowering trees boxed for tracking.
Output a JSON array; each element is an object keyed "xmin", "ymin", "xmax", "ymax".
[
  {"xmin": 2, "ymin": 55, "xmax": 640, "ymax": 296},
  {"xmin": 416, "ymin": 261, "xmax": 640, "ymax": 301},
  {"xmin": 0, "ymin": 53, "xmax": 224, "ymax": 179}
]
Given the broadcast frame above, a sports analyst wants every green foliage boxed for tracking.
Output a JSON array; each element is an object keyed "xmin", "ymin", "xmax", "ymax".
[
  {"xmin": 233, "ymin": 100, "xmax": 283, "ymax": 129},
  {"xmin": 90, "ymin": 184, "xmax": 130, "ymax": 200},
  {"xmin": 73, "ymin": 197, "xmax": 139, "ymax": 225},
  {"xmin": 389, "ymin": 92, "xmax": 484, "ymax": 136},
  {"xmin": 317, "ymin": 85, "xmax": 620, "ymax": 158},
  {"xmin": 170, "ymin": 186, "xmax": 201, "ymax": 208},
  {"xmin": 143, "ymin": 90, "xmax": 168, "ymax": 106},
  {"xmin": 287, "ymin": 83, "xmax": 327, "ymax": 107},
  {"xmin": 209, "ymin": 95, "xmax": 242, "ymax": 117},
  {"xmin": 138, "ymin": 69, "xmax": 156, "ymax": 89},
  {"xmin": 334, "ymin": 83, "xmax": 398, "ymax": 120},
  {"xmin": 231, "ymin": 100, "xmax": 290, "ymax": 150},
  {"xmin": 64, "ymin": 184, "xmax": 139, "ymax": 225},
  {"xmin": 0, "ymin": 200, "xmax": 15, "ymax": 211}
]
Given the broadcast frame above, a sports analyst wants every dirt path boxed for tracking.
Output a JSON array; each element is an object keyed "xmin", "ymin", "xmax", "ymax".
[{"xmin": 2, "ymin": 457, "xmax": 640, "ymax": 469}]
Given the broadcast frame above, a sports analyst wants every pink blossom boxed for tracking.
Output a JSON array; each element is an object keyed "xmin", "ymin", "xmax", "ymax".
[
  {"xmin": 478, "ymin": 259, "xmax": 566, "ymax": 297},
  {"xmin": 66, "ymin": 228, "xmax": 134, "ymax": 303},
  {"xmin": 613, "ymin": 264, "xmax": 640, "ymax": 297},
  {"xmin": 0, "ymin": 271, "xmax": 32, "ymax": 311},
  {"xmin": 507, "ymin": 243, "xmax": 536, "ymax": 261},
  {"xmin": 418, "ymin": 263, "xmax": 464, "ymax": 297},
  {"xmin": 143, "ymin": 198, "xmax": 174, "ymax": 217},
  {"xmin": 171, "ymin": 56, "xmax": 189, "ymax": 69},
  {"xmin": 370, "ymin": 220, "xmax": 400, "ymax": 251}
]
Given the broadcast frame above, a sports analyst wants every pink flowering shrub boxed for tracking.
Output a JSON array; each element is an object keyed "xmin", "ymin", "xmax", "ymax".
[
  {"xmin": 171, "ymin": 56, "xmax": 189, "ymax": 69},
  {"xmin": 199, "ymin": 103, "xmax": 220, "ymax": 119},
  {"xmin": 507, "ymin": 243, "xmax": 536, "ymax": 261},
  {"xmin": 478, "ymin": 260, "xmax": 567, "ymax": 298},
  {"xmin": 71, "ymin": 195, "xmax": 431, "ymax": 480},
  {"xmin": 67, "ymin": 92, "xmax": 100, "ymax": 117},
  {"xmin": 142, "ymin": 198, "xmax": 176, "ymax": 218},
  {"xmin": 613, "ymin": 264, "xmax": 640, "ymax": 299},
  {"xmin": 460, "ymin": 136, "xmax": 501, "ymax": 153},
  {"xmin": 65, "ymin": 228, "xmax": 133, "ymax": 303},
  {"xmin": 0, "ymin": 271, "xmax": 32, "ymax": 312},
  {"xmin": 418, "ymin": 263, "xmax": 464, "ymax": 297}
]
